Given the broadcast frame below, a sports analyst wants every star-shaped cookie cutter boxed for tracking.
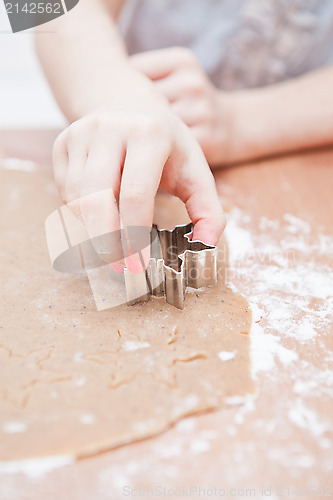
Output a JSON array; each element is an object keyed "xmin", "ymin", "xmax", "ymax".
[
  {"xmin": 45, "ymin": 201, "xmax": 217, "ymax": 310},
  {"xmin": 126, "ymin": 223, "xmax": 218, "ymax": 309}
]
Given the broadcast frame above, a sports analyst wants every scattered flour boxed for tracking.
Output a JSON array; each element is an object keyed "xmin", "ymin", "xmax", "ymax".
[
  {"xmin": 190, "ymin": 438, "xmax": 211, "ymax": 454},
  {"xmin": 218, "ymin": 350, "xmax": 236, "ymax": 361},
  {"xmin": 225, "ymin": 206, "xmax": 333, "ymax": 363},
  {"xmin": 174, "ymin": 417, "xmax": 197, "ymax": 433},
  {"xmin": 73, "ymin": 352, "xmax": 84, "ymax": 363},
  {"xmin": 250, "ymin": 317, "xmax": 298, "ymax": 376},
  {"xmin": 79, "ymin": 414, "xmax": 96, "ymax": 425},
  {"xmin": 122, "ymin": 341, "xmax": 151, "ymax": 351},
  {"xmin": 2, "ymin": 422, "xmax": 27, "ymax": 434},
  {"xmin": 0, "ymin": 158, "xmax": 37, "ymax": 172},
  {"xmin": 75, "ymin": 376, "xmax": 86, "ymax": 387},
  {"xmin": 0, "ymin": 456, "xmax": 74, "ymax": 478},
  {"xmin": 288, "ymin": 399, "xmax": 330, "ymax": 438},
  {"xmin": 225, "ymin": 205, "xmax": 333, "ymax": 452}
]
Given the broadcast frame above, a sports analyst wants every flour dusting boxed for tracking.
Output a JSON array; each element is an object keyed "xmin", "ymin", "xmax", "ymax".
[
  {"xmin": 225, "ymin": 206, "xmax": 333, "ymax": 361},
  {"xmin": 0, "ymin": 158, "xmax": 37, "ymax": 172},
  {"xmin": 0, "ymin": 456, "xmax": 75, "ymax": 478},
  {"xmin": 2, "ymin": 422, "xmax": 27, "ymax": 434},
  {"xmin": 225, "ymin": 205, "xmax": 333, "ymax": 448},
  {"xmin": 218, "ymin": 350, "xmax": 236, "ymax": 361},
  {"xmin": 122, "ymin": 341, "xmax": 151, "ymax": 351}
]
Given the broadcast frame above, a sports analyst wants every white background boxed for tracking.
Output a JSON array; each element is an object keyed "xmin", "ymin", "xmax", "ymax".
[{"xmin": 0, "ymin": 1, "xmax": 66, "ymax": 128}]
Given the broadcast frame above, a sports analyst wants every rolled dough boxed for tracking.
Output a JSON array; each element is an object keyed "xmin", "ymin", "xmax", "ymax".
[{"xmin": 0, "ymin": 166, "xmax": 254, "ymax": 461}]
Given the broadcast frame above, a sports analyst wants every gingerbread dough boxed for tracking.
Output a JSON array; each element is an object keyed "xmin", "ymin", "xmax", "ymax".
[{"xmin": 0, "ymin": 166, "xmax": 254, "ymax": 461}]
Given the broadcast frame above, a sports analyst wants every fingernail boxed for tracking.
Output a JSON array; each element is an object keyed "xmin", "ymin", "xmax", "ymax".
[
  {"xmin": 110, "ymin": 261, "xmax": 125, "ymax": 274},
  {"xmin": 125, "ymin": 252, "xmax": 146, "ymax": 274},
  {"xmin": 193, "ymin": 229, "xmax": 218, "ymax": 246}
]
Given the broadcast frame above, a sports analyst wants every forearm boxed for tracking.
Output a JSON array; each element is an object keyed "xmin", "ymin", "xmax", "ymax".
[
  {"xmin": 225, "ymin": 65, "xmax": 333, "ymax": 163},
  {"xmin": 35, "ymin": 0, "xmax": 166, "ymax": 122}
]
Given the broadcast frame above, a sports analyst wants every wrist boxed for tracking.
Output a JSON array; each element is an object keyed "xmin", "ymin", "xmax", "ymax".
[
  {"xmin": 222, "ymin": 87, "xmax": 282, "ymax": 164},
  {"xmin": 207, "ymin": 89, "xmax": 253, "ymax": 166},
  {"xmin": 198, "ymin": 89, "xmax": 238, "ymax": 167},
  {"xmin": 71, "ymin": 64, "xmax": 170, "ymax": 121}
]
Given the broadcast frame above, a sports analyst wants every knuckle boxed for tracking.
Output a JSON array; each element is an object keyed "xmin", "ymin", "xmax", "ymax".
[
  {"xmin": 133, "ymin": 114, "xmax": 168, "ymax": 138},
  {"xmin": 65, "ymin": 178, "xmax": 80, "ymax": 201},
  {"xmin": 53, "ymin": 130, "xmax": 65, "ymax": 150},
  {"xmin": 52, "ymin": 131, "xmax": 67, "ymax": 159},
  {"xmin": 189, "ymin": 73, "xmax": 206, "ymax": 94},
  {"xmin": 53, "ymin": 175, "xmax": 65, "ymax": 197},
  {"xmin": 196, "ymin": 102, "xmax": 211, "ymax": 122},
  {"xmin": 80, "ymin": 195, "xmax": 103, "ymax": 215},
  {"xmin": 121, "ymin": 184, "xmax": 148, "ymax": 205},
  {"xmin": 81, "ymin": 176, "xmax": 105, "ymax": 198},
  {"xmin": 92, "ymin": 112, "xmax": 112, "ymax": 131},
  {"xmin": 66, "ymin": 121, "xmax": 85, "ymax": 145},
  {"xmin": 65, "ymin": 190, "xmax": 78, "ymax": 203},
  {"xmin": 175, "ymin": 46, "xmax": 197, "ymax": 66}
]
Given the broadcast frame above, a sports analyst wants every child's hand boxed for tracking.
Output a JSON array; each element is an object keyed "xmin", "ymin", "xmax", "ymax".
[
  {"xmin": 130, "ymin": 47, "xmax": 235, "ymax": 167},
  {"xmin": 53, "ymin": 108, "xmax": 225, "ymax": 271}
]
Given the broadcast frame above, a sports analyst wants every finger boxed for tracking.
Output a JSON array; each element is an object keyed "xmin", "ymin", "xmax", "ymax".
[
  {"xmin": 170, "ymin": 98, "xmax": 208, "ymax": 126},
  {"xmin": 80, "ymin": 136, "xmax": 125, "ymax": 270},
  {"xmin": 154, "ymin": 70, "xmax": 205, "ymax": 103},
  {"xmin": 64, "ymin": 127, "xmax": 89, "ymax": 204},
  {"xmin": 52, "ymin": 130, "xmax": 68, "ymax": 202},
  {"xmin": 174, "ymin": 139, "xmax": 226, "ymax": 245},
  {"xmin": 182, "ymin": 173, "xmax": 226, "ymax": 246},
  {"xmin": 130, "ymin": 47, "xmax": 198, "ymax": 80},
  {"xmin": 189, "ymin": 124, "xmax": 216, "ymax": 155},
  {"xmin": 80, "ymin": 134, "xmax": 124, "ymax": 200},
  {"xmin": 119, "ymin": 130, "xmax": 171, "ymax": 273}
]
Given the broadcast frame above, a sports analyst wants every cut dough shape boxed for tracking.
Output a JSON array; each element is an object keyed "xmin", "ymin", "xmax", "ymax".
[{"xmin": 0, "ymin": 167, "xmax": 254, "ymax": 461}]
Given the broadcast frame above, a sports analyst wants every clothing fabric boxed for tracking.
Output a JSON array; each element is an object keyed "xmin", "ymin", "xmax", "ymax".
[{"xmin": 118, "ymin": 0, "xmax": 333, "ymax": 89}]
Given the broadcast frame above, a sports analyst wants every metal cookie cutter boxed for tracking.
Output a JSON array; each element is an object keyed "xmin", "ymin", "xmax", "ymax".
[
  {"xmin": 125, "ymin": 223, "xmax": 218, "ymax": 309},
  {"xmin": 45, "ymin": 202, "xmax": 217, "ymax": 310}
]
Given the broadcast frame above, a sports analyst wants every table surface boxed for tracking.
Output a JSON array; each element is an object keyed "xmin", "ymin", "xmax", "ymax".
[{"xmin": 0, "ymin": 130, "xmax": 332, "ymax": 500}]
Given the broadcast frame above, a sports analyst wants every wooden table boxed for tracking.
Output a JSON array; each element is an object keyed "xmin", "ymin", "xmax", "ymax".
[{"xmin": 0, "ymin": 130, "xmax": 332, "ymax": 500}]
